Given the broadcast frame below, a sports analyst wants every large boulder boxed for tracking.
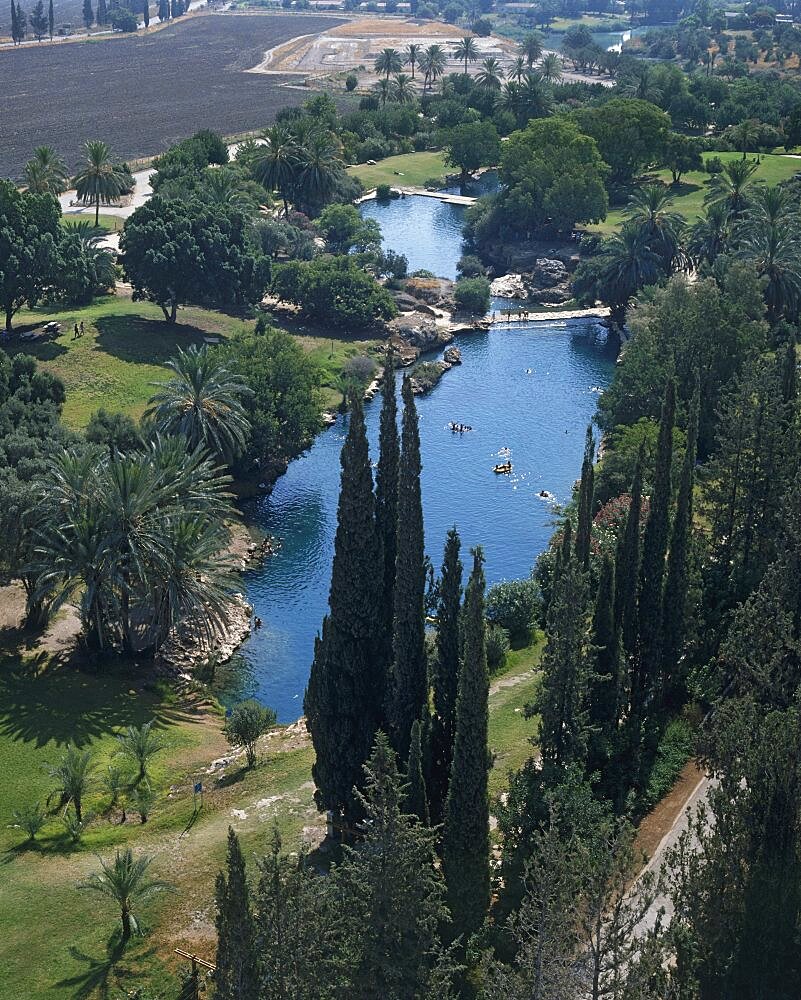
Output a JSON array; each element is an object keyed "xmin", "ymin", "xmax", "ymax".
[
  {"xmin": 388, "ymin": 311, "xmax": 453, "ymax": 351},
  {"xmin": 528, "ymin": 257, "xmax": 569, "ymax": 289},
  {"xmin": 490, "ymin": 273, "xmax": 528, "ymax": 299}
]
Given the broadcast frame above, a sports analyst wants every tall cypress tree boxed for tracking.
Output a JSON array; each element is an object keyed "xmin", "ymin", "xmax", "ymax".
[
  {"xmin": 660, "ymin": 382, "xmax": 699, "ymax": 706},
  {"xmin": 575, "ymin": 424, "xmax": 596, "ymax": 569},
  {"xmin": 443, "ymin": 547, "xmax": 490, "ymax": 940},
  {"xmin": 634, "ymin": 379, "xmax": 675, "ymax": 713},
  {"xmin": 428, "ymin": 527, "xmax": 462, "ymax": 824},
  {"xmin": 158, "ymin": 0, "xmax": 168, "ymax": 19},
  {"xmin": 389, "ymin": 377, "xmax": 427, "ymax": 759},
  {"xmin": 215, "ymin": 828, "xmax": 259, "ymax": 1000},
  {"xmin": 406, "ymin": 718, "xmax": 430, "ymax": 825},
  {"xmin": 614, "ymin": 446, "xmax": 643, "ymax": 657},
  {"xmin": 375, "ymin": 354, "xmax": 400, "ymax": 672},
  {"xmin": 96, "ymin": 0, "xmax": 106, "ymax": 22},
  {"xmin": 305, "ymin": 395, "xmax": 383, "ymax": 823},
  {"xmin": 142, "ymin": 0, "xmax": 149, "ymax": 27},
  {"xmin": 82, "ymin": 0, "xmax": 93, "ymax": 28},
  {"xmin": 47, "ymin": 0, "xmax": 53, "ymax": 38},
  {"xmin": 10, "ymin": 0, "xmax": 17, "ymax": 43},
  {"xmin": 590, "ymin": 555, "xmax": 622, "ymax": 736}
]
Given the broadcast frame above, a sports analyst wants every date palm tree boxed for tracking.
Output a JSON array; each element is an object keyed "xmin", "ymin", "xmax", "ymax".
[
  {"xmin": 200, "ymin": 167, "xmax": 258, "ymax": 215},
  {"xmin": 453, "ymin": 35, "xmax": 479, "ymax": 74},
  {"xmin": 145, "ymin": 344, "xmax": 251, "ymax": 466},
  {"xmin": 509, "ymin": 54, "xmax": 527, "ymax": 83},
  {"xmin": 539, "ymin": 51, "xmax": 563, "ymax": 84},
  {"xmin": 48, "ymin": 744, "xmax": 95, "ymax": 823},
  {"xmin": 688, "ymin": 201, "xmax": 730, "ymax": 265},
  {"xmin": 392, "ymin": 72, "xmax": 415, "ymax": 104},
  {"xmin": 729, "ymin": 118, "xmax": 760, "ymax": 160},
  {"xmin": 296, "ymin": 130, "xmax": 343, "ymax": 211},
  {"xmin": 521, "ymin": 30, "xmax": 544, "ymax": 67},
  {"xmin": 420, "ymin": 44, "xmax": 447, "ymax": 91},
  {"xmin": 81, "ymin": 848, "xmax": 173, "ymax": 943},
  {"xmin": 114, "ymin": 721, "xmax": 166, "ymax": 785},
  {"xmin": 375, "ymin": 77, "xmax": 392, "ymax": 108},
  {"xmin": 734, "ymin": 185, "xmax": 801, "ymax": 322},
  {"xmin": 476, "ymin": 56, "xmax": 505, "ymax": 90},
  {"xmin": 624, "ymin": 183, "xmax": 687, "ymax": 272},
  {"xmin": 375, "ymin": 47, "xmax": 402, "ymax": 80},
  {"xmin": 704, "ymin": 158, "xmax": 758, "ymax": 220},
  {"xmin": 73, "ymin": 140, "xmax": 132, "ymax": 227},
  {"xmin": 251, "ymin": 125, "xmax": 299, "ymax": 216},
  {"xmin": 405, "ymin": 42, "xmax": 420, "ymax": 78},
  {"xmin": 597, "ymin": 227, "xmax": 663, "ymax": 320},
  {"xmin": 23, "ymin": 145, "xmax": 69, "ymax": 195}
]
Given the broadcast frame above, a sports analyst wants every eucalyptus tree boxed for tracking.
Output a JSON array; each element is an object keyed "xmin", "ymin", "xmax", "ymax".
[
  {"xmin": 23, "ymin": 145, "xmax": 69, "ymax": 195},
  {"xmin": 81, "ymin": 848, "xmax": 173, "ymax": 942},
  {"xmin": 72, "ymin": 140, "xmax": 132, "ymax": 226},
  {"xmin": 145, "ymin": 344, "xmax": 251, "ymax": 466},
  {"xmin": 251, "ymin": 125, "xmax": 299, "ymax": 216},
  {"xmin": 453, "ymin": 35, "xmax": 479, "ymax": 74}
]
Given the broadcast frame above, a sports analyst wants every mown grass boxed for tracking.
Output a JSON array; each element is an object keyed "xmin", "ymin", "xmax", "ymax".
[
  {"xmin": 9, "ymin": 294, "xmax": 380, "ymax": 428},
  {"xmin": 347, "ymin": 150, "xmax": 449, "ymax": 190},
  {"xmin": 488, "ymin": 634, "xmax": 543, "ymax": 799},
  {"xmin": 587, "ymin": 150, "xmax": 801, "ymax": 234},
  {"xmin": 61, "ymin": 212, "xmax": 126, "ymax": 234}
]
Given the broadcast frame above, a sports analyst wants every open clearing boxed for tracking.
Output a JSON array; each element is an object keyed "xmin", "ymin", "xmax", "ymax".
[{"xmin": 0, "ymin": 13, "xmax": 346, "ymax": 179}]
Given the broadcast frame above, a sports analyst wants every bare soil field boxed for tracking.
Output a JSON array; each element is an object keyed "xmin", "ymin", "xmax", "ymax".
[
  {"xmin": 253, "ymin": 17, "xmax": 517, "ymax": 81},
  {"xmin": 0, "ymin": 12, "xmax": 346, "ymax": 179}
]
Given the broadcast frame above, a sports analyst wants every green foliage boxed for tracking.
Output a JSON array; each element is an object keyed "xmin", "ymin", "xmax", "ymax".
[
  {"xmin": 640, "ymin": 717, "xmax": 695, "ymax": 814},
  {"xmin": 453, "ymin": 276, "xmax": 490, "ymax": 315},
  {"xmin": 485, "ymin": 578, "xmax": 541, "ymax": 644},
  {"xmin": 405, "ymin": 718, "xmax": 430, "ymax": 825},
  {"xmin": 375, "ymin": 357, "xmax": 400, "ymax": 669},
  {"xmin": 114, "ymin": 721, "xmax": 166, "ymax": 784},
  {"xmin": 215, "ymin": 828, "xmax": 259, "ymax": 1000},
  {"xmin": 48, "ymin": 743, "xmax": 95, "ymax": 823},
  {"xmin": 223, "ymin": 700, "xmax": 277, "ymax": 769},
  {"xmin": 12, "ymin": 801, "xmax": 46, "ymax": 842},
  {"xmin": 485, "ymin": 623, "xmax": 510, "ymax": 673},
  {"xmin": 121, "ymin": 195, "xmax": 269, "ymax": 323},
  {"xmin": 570, "ymin": 98, "xmax": 672, "ymax": 185},
  {"xmin": 86, "ymin": 408, "xmax": 142, "ymax": 455},
  {"xmin": 315, "ymin": 203, "xmax": 381, "ymax": 254},
  {"xmin": 441, "ymin": 120, "xmax": 501, "ymax": 179},
  {"xmin": 661, "ymin": 131, "xmax": 704, "ymax": 183},
  {"xmin": 81, "ymin": 847, "xmax": 173, "ymax": 942},
  {"xmin": 346, "ymin": 73, "xmax": 358, "ymax": 91},
  {"xmin": 273, "ymin": 256, "xmax": 397, "ymax": 329}
]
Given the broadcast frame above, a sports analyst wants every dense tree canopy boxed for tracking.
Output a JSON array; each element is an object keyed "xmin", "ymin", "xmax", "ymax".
[
  {"xmin": 570, "ymin": 98, "xmax": 672, "ymax": 184},
  {"xmin": 273, "ymin": 256, "xmax": 396, "ymax": 329}
]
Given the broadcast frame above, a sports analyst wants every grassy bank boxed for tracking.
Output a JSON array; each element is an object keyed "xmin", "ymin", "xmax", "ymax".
[
  {"xmin": 348, "ymin": 150, "xmax": 449, "ymax": 190},
  {"xmin": 0, "ymin": 621, "xmax": 542, "ymax": 998},
  {"xmin": 9, "ymin": 294, "xmax": 381, "ymax": 428}
]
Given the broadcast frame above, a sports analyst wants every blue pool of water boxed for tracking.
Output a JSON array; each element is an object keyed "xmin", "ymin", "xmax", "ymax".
[{"xmin": 222, "ymin": 192, "xmax": 614, "ymax": 720}]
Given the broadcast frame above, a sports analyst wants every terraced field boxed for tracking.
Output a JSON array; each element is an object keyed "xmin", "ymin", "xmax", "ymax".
[{"xmin": 0, "ymin": 12, "xmax": 345, "ymax": 179}]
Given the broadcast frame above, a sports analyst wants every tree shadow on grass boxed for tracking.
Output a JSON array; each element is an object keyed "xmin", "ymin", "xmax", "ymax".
[
  {"xmin": 54, "ymin": 932, "xmax": 156, "ymax": 1000},
  {"xmin": 94, "ymin": 314, "xmax": 221, "ymax": 367},
  {"xmin": 3, "ymin": 329, "xmax": 69, "ymax": 362},
  {"xmin": 0, "ymin": 653, "xmax": 199, "ymax": 749}
]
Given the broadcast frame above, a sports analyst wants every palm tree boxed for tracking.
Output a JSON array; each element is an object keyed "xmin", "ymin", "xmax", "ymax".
[
  {"xmin": 405, "ymin": 42, "xmax": 420, "ymax": 79},
  {"xmin": 598, "ymin": 227, "xmax": 663, "ymax": 319},
  {"xmin": 688, "ymin": 202, "xmax": 730, "ymax": 265},
  {"xmin": 375, "ymin": 47, "xmax": 402, "ymax": 80},
  {"xmin": 619, "ymin": 65, "xmax": 662, "ymax": 103},
  {"xmin": 72, "ymin": 140, "xmax": 131, "ymax": 227},
  {"xmin": 63, "ymin": 220, "xmax": 118, "ymax": 292},
  {"xmin": 81, "ymin": 848, "xmax": 173, "ymax": 942},
  {"xmin": 734, "ymin": 185, "xmax": 801, "ymax": 322},
  {"xmin": 251, "ymin": 125, "xmax": 299, "ymax": 217},
  {"xmin": 509, "ymin": 55, "xmax": 527, "ymax": 83},
  {"xmin": 521, "ymin": 30, "xmax": 544, "ymax": 68},
  {"xmin": 476, "ymin": 57, "xmax": 505, "ymax": 90},
  {"xmin": 420, "ymin": 44, "xmax": 447, "ymax": 91},
  {"xmin": 375, "ymin": 77, "xmax": 392, "ymax": 108},
  {"xmin": 114, "ymin": 721, "xmax": 166, "ymax": 784},
  {"xmin": 728, "ymin": 119, "xmax": 760, "ymax": 160},
  {"xmin": 539, "ymin": 52, "xmax": 563, "ymax": 84},
  {"xmin": 392, "ymin": 72, "xmax": 415, "ymax": 104},
  {"xmin": 624, "ymin": 183, "xmax": 687, "ymax": 271},
  {"xmin": 453, "ymin": 35, "xmax": 479, "ymax": 74},
  {"xmin": 48, "ymin": 744, "xmax": 95, "ymax": 822},
  {"xmin": 145, "ymin": 345, "xmax": 251, "ymax": 464},
  {"xmin": 296, "ymin": 130, "xmax": 342, "ymax": 211},
  {"xmin": 23, "ymin": 145, "xmax": 69, "ymax": 195},
  {"xmin": 200, "ymin": 167, "xmax": 258, "ymax": 215},
  {"xmin": 704, "ymin": 158, "xmax": 758, "ymax": 219}
]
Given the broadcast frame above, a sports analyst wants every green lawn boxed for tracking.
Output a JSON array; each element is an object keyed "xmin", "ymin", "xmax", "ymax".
[
  {"xmin": 9, "ymin": 295, "xmax": 381, "ymax": 428},
  {"xmin": 587, "ymin": 151, "xmax": 801, "ymax": 235},
  {"xmin": 488, "ymin": 635, "xmax": 543, "ymax": 799},
  {"xmin": 61, "ymin": 212, "xmax": 125, "ymax": 234},
  {"xmin": 348, "ymin": 151, "xmax": 449, "ymax": 190}
]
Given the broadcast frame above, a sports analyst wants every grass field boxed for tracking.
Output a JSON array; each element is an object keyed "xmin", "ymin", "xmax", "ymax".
[
  {"xmin": 348, "ymin": 150, "xmax": 450, "ymax": 190},
  {"xmin": 0, "ymin": 614, "xmax": 542, "ymax": 998},
  {"xmin": 587, "ymin": 151, "xmax": 801, "ymax": 235},
  {"xmin": 9, "ymin": 294, "xmax": 381, "ymax": 427}
]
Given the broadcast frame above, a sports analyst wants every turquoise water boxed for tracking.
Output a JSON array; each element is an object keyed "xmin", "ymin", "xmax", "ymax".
[{"xmin": 225, "ymin": 195, "xmax": 614, "ymax": 721}]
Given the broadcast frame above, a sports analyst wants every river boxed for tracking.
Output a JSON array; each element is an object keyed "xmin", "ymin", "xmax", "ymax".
[{"xmin": 221, "ymin": 194, "xmax": 615, "ymax": 722}]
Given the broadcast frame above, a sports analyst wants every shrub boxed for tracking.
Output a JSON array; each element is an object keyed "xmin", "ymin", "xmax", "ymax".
[
  {"xmin": 705, "ymin": 155, "xmax": 724, "ymax": 174},
  {"xmin": 486, "ymin": 624, "xmax": 510, "ymax": 673},
  {"xmin": 376, "ymin": 183, "xmax": 394, "ymax": 201},
  {"xmin": 62, "ymin": 807, "xmax": 94, "ymax": 844},
  {"xmin": 13, "ymin": 802, "xmax": 47, "ymax": 843},
  {"xmin": 457, "ymin": 254, "xmax": 487, "ymax": 278},
  {"xmin": 423, "ymin": 176, "xmax": 446, "ymax": 190},
  {"xmin": 454, "ymin": 276, "xmax": 491, "ymax": 315},
  {"xmin": 343, "ymin": 354, "xmax": 377, "ymax": 386},
  {"xmin": 640, "ymin": 716, "xmax": 696, "ymax": 814},
  {"xmin": 345, "ymin": 73, "xmax": 358, "ymax": 91},
  {"xmin": 471, "ymin": 16, "xmax": 492, "ymax": 35},
  {"xmin": 223, "ymin": 699, "xmax": 277, "ymax": 768},
  {"xmin": 486, "ymin": 579, "xmax": 541, "ymax": 643},
  {"xmin": 411, "ymin": 360, "xmax": 446, "ymax": 394}
]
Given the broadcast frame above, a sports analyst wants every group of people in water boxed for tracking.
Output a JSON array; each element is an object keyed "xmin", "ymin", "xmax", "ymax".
[{"xmin": 448, "ymin": 421, "xmax": 473, "ymax": 433}]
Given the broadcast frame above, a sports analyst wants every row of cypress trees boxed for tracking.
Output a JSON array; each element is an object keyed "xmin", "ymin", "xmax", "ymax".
[{"xmin": 304, "ymin": 358, "xmax": 492, "ymax": 940}]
